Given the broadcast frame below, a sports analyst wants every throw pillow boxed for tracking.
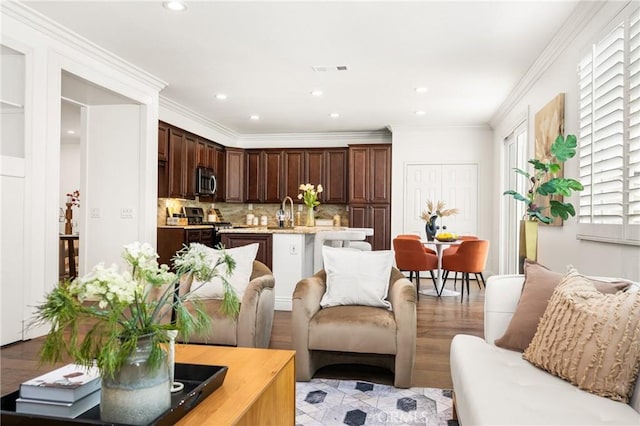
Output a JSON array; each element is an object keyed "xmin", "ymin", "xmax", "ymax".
[
  {"xmin": 189, "ymin": 243, "xmax": 259, "ymax": 301},
  {"xmin": 523, "ymin": 268, "xmax": 640, "ymax": 403},
  {"xmin": 320, "ymin": 246, "xmax": 394, "ymax": 309},
  {"xmin": 494, "ymin": 260, "xmax": 631, "ymax": 351}
]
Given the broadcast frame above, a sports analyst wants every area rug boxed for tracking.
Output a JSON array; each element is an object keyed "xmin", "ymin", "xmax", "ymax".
[{"xmin": 296, "ymin": 379, "xmax": 458, "ymax": 426}]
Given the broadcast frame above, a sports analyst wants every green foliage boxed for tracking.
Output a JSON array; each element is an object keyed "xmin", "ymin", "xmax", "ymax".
[
  {"xmin": 33, "ymin": 243, "xmax": 240, "ymax": 378},
  {"xmin": 502, "ymin": 134, "xmax": 584, "ymax": 223}
]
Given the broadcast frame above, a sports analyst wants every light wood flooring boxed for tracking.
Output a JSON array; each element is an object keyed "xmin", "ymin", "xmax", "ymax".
[{"xmin": 1, "ymin": 277, "xmax": 484, "ymax": 396}]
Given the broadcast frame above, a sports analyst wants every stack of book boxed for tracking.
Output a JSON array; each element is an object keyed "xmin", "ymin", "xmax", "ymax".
[{"xmin": 16, "ymin": 363, "xmax": 101, "ymax": 418}]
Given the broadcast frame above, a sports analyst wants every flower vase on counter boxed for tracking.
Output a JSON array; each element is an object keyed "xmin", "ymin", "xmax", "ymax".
[
  {"xmin": 298, "ymin": 183, "xmax": 322, "ymax": 227},
  {"xmin": 306, "ymin": 206, "xmax": 315, "ymax": 227}
]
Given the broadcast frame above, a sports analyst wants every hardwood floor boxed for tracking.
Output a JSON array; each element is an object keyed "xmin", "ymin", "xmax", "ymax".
[{"xmin": 0, "ymin": 277, "xmax": 484, "ymax": 396}]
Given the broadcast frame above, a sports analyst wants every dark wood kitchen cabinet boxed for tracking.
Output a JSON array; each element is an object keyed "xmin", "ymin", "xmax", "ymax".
[
  {"xmin": 167, "ymin": 127, "xmax": 197, "ymax": 199},
  {"xmin": 220, "ymin": 233, "xmax": 273, "ymax": 270},
  {"xmin": 349, "ymin": 204, "xmax": 391, "ymax": 250},
  {"xmin": 348, "ymin": 144, "xmax": 391, "ymax": 250},
  {"xmin": 324, "ymin": 149, "xmax": 348, "ymax": 204},
  {"xmin": 283, "ymin": 150, "xmax": 305, "ymax": 200},
  {"xmin": 157, "ymin": 227, "xmax": 214, "ymax": 268},
  {"xmin": 215, "ymin": 147, "xmax": 226, "ymax": 202},
  {"xmin": 158, "ymin": 122, "xmax": 170, "ymax": 198},
  {"xmin": 349, "ymin": 144, "xmax": 391, "ymax": 204},
  {"xmin": 245, "ymin": 150, "xmax": 283, "ymax": 203},
  {"xmin": 225, "ymin": 148, "xmax": 244, "ymax": 202}
]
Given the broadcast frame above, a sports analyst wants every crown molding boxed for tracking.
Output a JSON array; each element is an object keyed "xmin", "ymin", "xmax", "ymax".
[
  {"xmin": 489, "ymin": 0, "xmax": 607, "ymax": 128},
  {"xmin": 1, "ymin": 1, "xmax": 167, "ymax": 93},
  {"xmin": 238, "ymin": 130, "xmax": 391, "ymax": 147},
  {"xmin": 159, "ymin": 96, "xmax": 239, "ymax": 140}
]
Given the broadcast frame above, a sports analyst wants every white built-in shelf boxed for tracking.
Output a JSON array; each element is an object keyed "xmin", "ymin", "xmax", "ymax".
[{"xmin": 1, "ymin": 99, "xmax": 24, "ymax": 111}]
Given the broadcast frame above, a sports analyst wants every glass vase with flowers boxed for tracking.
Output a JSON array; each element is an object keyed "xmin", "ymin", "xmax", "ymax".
[
  {"xmin": 32, "ymin": 242, "xmax": 239, "ymax": 425},
  {"xmin": 298, "ymin": 183, "xmax": 323, "ymax": 226}
]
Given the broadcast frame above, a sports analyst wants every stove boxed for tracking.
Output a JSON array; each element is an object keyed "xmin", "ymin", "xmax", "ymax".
[{"xmin": 182, "ymin": 207, "xmax": 233, "ymax": 245}]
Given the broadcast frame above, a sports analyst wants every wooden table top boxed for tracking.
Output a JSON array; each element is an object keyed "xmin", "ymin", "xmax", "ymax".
[{"xmin": 174, "ymin": 345, "xmax": 295, "ymax": 425}]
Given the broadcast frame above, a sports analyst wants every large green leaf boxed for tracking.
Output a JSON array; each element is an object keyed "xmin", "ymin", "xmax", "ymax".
[
  {"xmin": 551, "ymin": 134, "xmax": 578, "ymax": 162},
  {"xmin": 550, "ymin": 199, "xmax": 576, "ymax": 219},
  {"xmin": 529, "ymin": 159, "xmax": 550, "ymax": 172},
  {"xmin": 514, "ymin": 168, "xmax": 530, "ymax": 178},
  {"xmin": 503, "ymin": 190, "xmax": 531, "ymax": 204},
  {"xmin": 539, "ymin": 178, "xmax": 584, "ymax": 196}
]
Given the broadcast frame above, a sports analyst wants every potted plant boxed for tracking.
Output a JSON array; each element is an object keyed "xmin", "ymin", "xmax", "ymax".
[
  {"xmin": 503, "ymin": 133, "xmax": 584, "ymax": 271},
  {"xmin": 33, "ymin": 242, "xmax": 239, "ymax": 425}
]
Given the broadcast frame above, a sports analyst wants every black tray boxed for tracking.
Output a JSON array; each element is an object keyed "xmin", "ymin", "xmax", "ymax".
[{"xmin": 1, "ymin": 363, "xmax": 228, "ymax": 425}]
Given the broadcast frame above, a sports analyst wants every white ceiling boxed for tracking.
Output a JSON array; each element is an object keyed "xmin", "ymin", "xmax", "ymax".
[{"xmin": 27, "ymin": 1, "xmax": 581, "ymax": 135}]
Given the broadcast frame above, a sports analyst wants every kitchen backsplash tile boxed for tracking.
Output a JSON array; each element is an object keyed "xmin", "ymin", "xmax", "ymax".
[{"xmin": 158, "ymin": 198, "xmax": 349, "ymax": 228}]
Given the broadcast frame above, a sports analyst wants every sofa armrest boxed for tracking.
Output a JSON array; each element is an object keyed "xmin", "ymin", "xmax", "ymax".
[
  {"xmin": 237, "ymin": 262, "xmax": 275, "ymax": 348},
  {"xmin": 484, "ymin": 274, "xmax": 525, "ymax": 345}
]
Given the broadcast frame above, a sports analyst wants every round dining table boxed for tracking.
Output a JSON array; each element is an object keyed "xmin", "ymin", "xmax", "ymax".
[{"xmin": 420, "ymin": 239, "xmax": 461, "ymax": 297}]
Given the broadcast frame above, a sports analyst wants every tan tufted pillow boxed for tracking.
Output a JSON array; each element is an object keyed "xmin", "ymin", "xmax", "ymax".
[
  {"xmin": 494, "ymin": 260, "xmax": 631, "ymax": 352},
  {"xmin": 523, "ymin": 268, "xmax": 640, "ymax": 403}
]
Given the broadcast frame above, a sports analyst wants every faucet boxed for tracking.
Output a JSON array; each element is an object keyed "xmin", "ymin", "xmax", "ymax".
[{"xmin": 282, "ymin": 196, "xmax": 294, "ymax": 228}]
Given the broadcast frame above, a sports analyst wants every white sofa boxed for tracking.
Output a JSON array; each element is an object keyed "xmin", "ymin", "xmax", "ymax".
[{"xmin": 450, "ymin": 274, "xmax": 640, "ymax": 426}]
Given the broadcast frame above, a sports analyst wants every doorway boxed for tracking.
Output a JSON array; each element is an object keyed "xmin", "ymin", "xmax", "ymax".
[{"xmin": 59, "ymin": 100, "xmax": 82, "ymax": 280}]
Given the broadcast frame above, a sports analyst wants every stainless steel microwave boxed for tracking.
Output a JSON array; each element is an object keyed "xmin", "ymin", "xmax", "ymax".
[{"xmin": 196, "ymin": 167, "xmax": 217, "ymax": 196}]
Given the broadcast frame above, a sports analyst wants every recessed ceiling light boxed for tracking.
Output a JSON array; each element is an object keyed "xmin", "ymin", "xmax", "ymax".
[
  {"xmin": 414, "ymin": 87, "xmax": 428, "ymax": 94},
  {"xmin": 250, "ymin": 115, "xmax": 260, "ymax": 120},
  {"xmin": 329, "ymin": 113, "xmax": 340, "ymax": 118},
  {"xmin": 163, "ymin": 1, "xmax": 187, "ymax": 12},
  {"xmin": 311, "ymin": 90, "xmax": 323, "ymax": 97},
  {"xmin": 415, "ymin": 110, "xmax": 426, "ymax": 116},
  {"xmin": 215, "ymin": 93, "xmax": 227, "ymax": 100},
  {"xmin": 67, "ymin": 130, "xmax": 75, "ymax": 135}
]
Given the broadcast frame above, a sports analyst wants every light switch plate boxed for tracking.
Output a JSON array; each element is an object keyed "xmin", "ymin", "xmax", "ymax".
[
  {"xmin": 120, "ymin": 208, "xmax": 135, "ymax": 219},
  {"xmin": 90, "ymin": 208, "xmax": 101, "ymax": 218}
]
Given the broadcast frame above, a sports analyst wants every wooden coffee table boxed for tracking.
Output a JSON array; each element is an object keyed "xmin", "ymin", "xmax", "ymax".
[{"xmin": 174, "ymin": 345, "xmax": 295, "ymax": 425}]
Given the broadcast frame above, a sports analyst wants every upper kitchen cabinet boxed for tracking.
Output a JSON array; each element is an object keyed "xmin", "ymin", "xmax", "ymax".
[
  {"xmin": 323, "ymin": 149, "xmax": 348, "ymax": 204},
  {"xmin": 225, "ymin": 148, "xmax": 244, "ymax": 202},
  {"xmin": 283, "ymin": 150, "xmax": 305, "ymax": 201},
  {"xmin": 167, "ymin": 127, "xmax": 196, "ymax": 200},
  {"xmin": 349, "ymin": 144, "xmax": 391, "ymax": 204},
  {"xmin": 303, "ymin": 148, "xmax": 348, "ymax": 204},
  {"xmin": 245, "ymin": 149, "xmax": 283, "ymax": 203},
  {"xmin": 158, "ymin": 122, "xmax": 169, "ymax": 198},
  {"xmin": 215, "ymin": 146, "xmax": 226, "ymax": 202},
  {"xmin": 196, "ymin": 137, "xmax": 225, "ymax": 202}
]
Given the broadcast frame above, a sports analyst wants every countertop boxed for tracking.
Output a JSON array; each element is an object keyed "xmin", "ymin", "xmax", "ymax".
[
  {"xmin": 217, "ymin": 226, "xmax": 349, "ymax": 234},
  {"xmin": 157, "ymin": 225, "xmax": 214, "ymax": 229}
]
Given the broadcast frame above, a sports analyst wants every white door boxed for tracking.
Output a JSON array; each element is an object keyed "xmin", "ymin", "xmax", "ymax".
[{"xmin": 404, "ymin": 164, "xmax": 478, "ymax": 238}]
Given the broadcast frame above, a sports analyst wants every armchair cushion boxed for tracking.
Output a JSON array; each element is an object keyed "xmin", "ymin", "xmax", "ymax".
[
  {"xmin": 189, "ymin": 243, "xmax": 259, "ymax": 301},
  {"xmin": 495, "ymin": 260, "xmax": 631, "ymax": 352},
  {"xmin": 320, "ymin": 246, "xmax": 394, "ymax": 309}
]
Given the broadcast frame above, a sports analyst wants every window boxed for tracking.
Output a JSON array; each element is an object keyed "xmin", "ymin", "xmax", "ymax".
[{"xmin": 578, "ymin": 6, "xmax": 640, "ymax": 244}]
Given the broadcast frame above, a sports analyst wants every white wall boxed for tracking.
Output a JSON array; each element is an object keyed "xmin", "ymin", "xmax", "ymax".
[
  {"xmin": 491, "ymin": 1, "xmax": 640, "ymax": 280},
  {"xmin": 84, "ymin": 105, "xmax": 143, "ymax": 269},
  {"xmin": 1, "ymin": 1, "xmax": 164, "ymax": 340},
  {"xmin": 391, "ymin": 126, "xmax": 496, "ymax": 272}
]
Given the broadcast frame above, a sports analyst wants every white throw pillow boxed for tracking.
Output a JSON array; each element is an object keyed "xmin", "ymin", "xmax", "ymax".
[
  {"xmin": 320, "ymin": 246, "xmax": 394, "ymax": 309},
  {"xmin": 189, "ymin": 243, "xmax": 259, "ymax": 301}
]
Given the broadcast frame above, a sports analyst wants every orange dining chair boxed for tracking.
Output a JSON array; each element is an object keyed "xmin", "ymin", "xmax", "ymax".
[
  {"xmin": 442, "ymin": 235, "xmax": 480, "ymax": 289},
  {"xmin": 442, "ymin": 240, "xmax": 489, "ymax": 303},
  {"xmin": 396, "ymin": 234, "xmax": 437, "ymax": 255},
  {"xmin": 393, "ymin": 237, "xmax": 438, "ymax": 299}
]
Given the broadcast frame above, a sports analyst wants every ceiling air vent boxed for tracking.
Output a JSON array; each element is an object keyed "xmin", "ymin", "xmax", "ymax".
[{"xmin": 312, "ymin": 65, "xmax": 349, "ymax": 72}]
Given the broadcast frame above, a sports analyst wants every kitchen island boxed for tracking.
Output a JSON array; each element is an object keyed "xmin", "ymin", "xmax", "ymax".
[{"xmin": 218, "ymin": 226, "xmax": 371, "ymax": 310}]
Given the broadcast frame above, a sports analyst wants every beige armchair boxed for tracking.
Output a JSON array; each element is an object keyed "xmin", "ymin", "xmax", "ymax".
[
  {"xmin": 178, "ymin": 260, "xmax": 275, "ymax": 348},
  {"xmin": 292, "ymin": 267, "xmax": 416, "ymax": 388}
]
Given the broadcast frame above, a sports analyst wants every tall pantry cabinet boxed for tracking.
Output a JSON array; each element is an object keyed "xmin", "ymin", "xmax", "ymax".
[{"xmin": 348, "ymin": 144, "xmax": 391, "ymax": 250}]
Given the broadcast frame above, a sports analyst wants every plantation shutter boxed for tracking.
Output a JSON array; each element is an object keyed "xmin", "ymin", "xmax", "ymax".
[
  {"xmin": 578, "ymin": 4, "xmax": 640, "ymax": 243},
  {"xmin": 584, "ymin": 24, "xmax": 625, "ymax": 224},
  {"xmin": 628, "ymin": 8, "xmax": 640, "ymax": 225}
]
